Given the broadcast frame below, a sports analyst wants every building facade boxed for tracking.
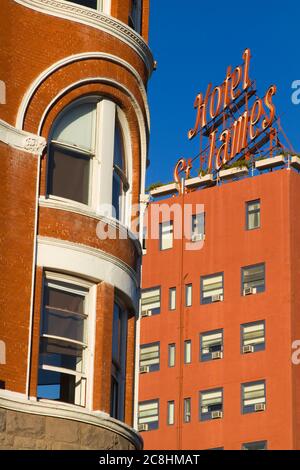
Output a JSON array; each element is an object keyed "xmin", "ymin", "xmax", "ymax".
[
  {"xmin": 0, "ymin": 0, "xmax": 153, "ymax": 450},
  {"xmin": 139, "ymin": 161, "xmax": 300, "ymax": 450}
]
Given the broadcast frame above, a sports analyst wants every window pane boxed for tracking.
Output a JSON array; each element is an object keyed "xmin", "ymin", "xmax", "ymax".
[
  {"xmin": 201, "ymin": 330, "xmax": 223, "ymax": 361},
  {"xmin": 192, "ymin": 213, "xmax": 205, "ymax": 239},
  {"xmin": 184, "ymin": 398, "xmax": 191, "ymax": 423},
  {"xmin": 184, "ymin": 340, "xmax": 191, "ymax": 364},
  {"xmin": 140, "ymin": 343, "xmax": 160, "ymax": 371},
  {"xmin": 169, "ymin": 288, "xmax": 176, "ymax": 310},
  {"xmin": 39, "ymin": 338, "xmax": 84, "ymax": 372},
  {"xmin": 48, "ymin": 145, "xmax": 90, "ymax": 204},
  {"xmin": 37, "ymin": 369, "xmax": 79, "ymax": 404},
  {"xmin": 201, "ymin": 274, "xmax": 223, "ymax": 303},
  {"xmin": 167, "ymin": 401, "xmax": 175, "ymax": 425},
  {"xmin": 52, "ymin": 102, "xmax": 96, "ymax": 152},
  {"xmin": 185, "ymin": 284, "xmax": 192, "ymax": 307},
  {"xmin": 242, "ymin": 441, "xmax": 267, "ymax": 450},
  {"xmin": 139, "ymin": 400, "xmax": 159, "ymax": 430},
  {"xmin": 141, "ymin": 288, "xmax": 161, "ymax": 315},
  {"xmin": 242, "ymin": 381, "xmax": 266, "ymax": 413},
  {"xmin": 247, "ymin": 200, "xmax": 260, "ymax": 230},
  {"xmin": 45, "ymin": 287, "xmax": 85, "ymax": 314},
  {"xmin": 242, "ymin": 322, "xmax": 265, "ymax": 351},
  {"xmin": 200, "ymin": 389, "xmax": 223, "ymax": 420},
  {"xmin": 242, "ymin": 264, "xmax": 265, "ymax": 292},
  {"xmin": 168, "ymin": 344, "xmax": 175, "ymax": 367},
  {"xmin": 112, "ymin": 303, "xmax": 122, "ymax": 365},
  {"xmin": 160, "ymin": 222, "xmax": 173, "ymax": 250}
]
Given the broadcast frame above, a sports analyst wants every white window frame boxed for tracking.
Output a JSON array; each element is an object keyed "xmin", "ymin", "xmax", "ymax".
[
  {"xmin": 38, "ymin": 271, "xmax": 96, "ymax": 410},
  {"xmin": 160, "ymin": 221, "xmax": 173, "ymax": 251},
  {"xmin": 67, "ymin": 0, "xmax": 111, "ymax": 14},
  {"xmin": 169, "ymin": 287, "xmax": 176, "ymax": 311},
  {"xmin": 167, "ymin": 401, "xmax": 175, "ymax": 426},
  {"xmin": 184, "ymin": 340, "xmax": 192, "ymax": 364},
  {"xmin": 168, "ymin": 343, "xmax": 176, "ymax": 368},
  {"xmin": 47, "ymin": 97, "xmax": 132, "ymax": 227},
  {"xmin": 185, "ymin": 284, "xmax": 192, "ymax": 307}
]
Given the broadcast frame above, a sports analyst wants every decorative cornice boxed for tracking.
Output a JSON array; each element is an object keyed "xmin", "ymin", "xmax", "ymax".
[
  {"xmin": 14, "ymin": 0, "xmax": 154, "ymax": 76},
  {"xmin": 0, "ymin": 390, "xmax": 143, "ymax": 450},
  {"xmin": 0, "ymin": 119, "xmax": 46, "ymax": 155},
  {"xmin": 37, "ymin": 235, "xmax": 139, "ymax": 288}
]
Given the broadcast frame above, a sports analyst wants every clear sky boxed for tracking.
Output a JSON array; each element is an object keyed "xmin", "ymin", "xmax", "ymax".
[{"xmin": 146, "ymin": 0, "xmax": 300, "ymax": 187}]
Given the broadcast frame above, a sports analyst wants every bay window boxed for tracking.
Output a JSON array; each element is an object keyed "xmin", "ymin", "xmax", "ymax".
[
  {"xmin": 110, "ymin": 300, "xmax": 128, "ymax": 421},
  {"xmin": 37, "ymin": 273, "xmax": 94, "ymax": 407},
  {"xmin": 47, "ymin": 98, "xmax": 130, "ymax": 224}
]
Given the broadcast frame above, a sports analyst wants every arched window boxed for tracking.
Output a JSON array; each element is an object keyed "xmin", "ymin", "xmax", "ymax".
[{"xmin": 47, "ymin": 99, "xmax": 131, "ymax": 224}]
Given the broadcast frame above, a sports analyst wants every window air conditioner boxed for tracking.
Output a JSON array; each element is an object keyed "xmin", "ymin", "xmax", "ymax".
[
  {"xmin": 141, "ymin": 310, "xmax": 152, "ymax": 318},
  {"xmin": 211, "ymin": 294, "xmax": 223, "ymax": 303},
  {"xmin": 211, "ymin": 410, "xmax": 223, "ymax": 419},
  {"xmin": 139, "ymin": 365, "xmax": 150, "ymax": 374},
  {"xmin": 138, "ymin": 424, "xmax": 149, "ymax": 432},
  {"xmin": 254, "ymin": 403, "xmax": 265, "ymax": 412},
  {"xmin": 243, "ymin": 345, "xmax": 254, "ymax": 354},
  {"xmin": 192, "ymin": 233, "xmax": 205, "ymax": 242},
  {"xmin": 243, "ymin": 287, "xmax": 257, "ymax": 296},
  {"xmin": 212, "ymin": 351, "xmax": 223, "ymax": 360}
]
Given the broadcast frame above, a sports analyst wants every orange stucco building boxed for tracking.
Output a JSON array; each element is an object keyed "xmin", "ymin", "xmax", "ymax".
[{"xmin": 139, "ymin": 163, "xmax": 300, "ymax": 450}]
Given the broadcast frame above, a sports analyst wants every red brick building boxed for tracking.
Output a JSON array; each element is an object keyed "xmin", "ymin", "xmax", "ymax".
[
  {"xmin": 139, "ymin": 160, "xmax": 300, "ymax": 450},
  {"xmin": 0, "ymin": 0, "xmax": 153, "ymax": 449}
]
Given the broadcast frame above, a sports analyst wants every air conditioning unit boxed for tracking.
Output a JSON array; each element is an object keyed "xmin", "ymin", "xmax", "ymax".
[
  {"xmin": 138, "ymin": 423, "xmax": 149, "ymax": 432},
  {"xmin": 141, "ymin": 309, "xmax": 152, "ymax": 318},
  {"xmin": 211, "ymin": 410, "xmax": 223, "ymax": 419},
  {"xmin": 243, "ymin": 287, "xmax": 257, "ymax": 296},
  {"xmin": 211, "ymin": 294, "xmax": 223, "ymax": 303},
  {"xmin": 254, "ymin": 403, "xmax": 265, "ymax": 412},
  {"xmin": 192, "ymin": 233, "xmax": 205, "ymax": 242},
  {"xmin": 243, "ymin": 345, "xmax": 254, "ymax": 354},
  {"xmin": 139, "ymin": 365, "xmax": 150, "ymax": 374},
  {"xmin": 212, "ymin": 351, "xmax": 223, "ymax": 360}
]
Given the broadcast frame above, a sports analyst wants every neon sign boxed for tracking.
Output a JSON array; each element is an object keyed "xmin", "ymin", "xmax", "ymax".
[{"xmin": 174, "ymin": 49, "xmax": 278, "ymax": 182}]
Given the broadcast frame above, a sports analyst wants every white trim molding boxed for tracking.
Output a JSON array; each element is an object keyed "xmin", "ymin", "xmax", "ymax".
[
  {"xmin": 0, "ymin": 390, "xmax": 143, "ymax": 450},
  {"xmin": 14, "ymin": 0, "xmax": 154, "ymax": 76},
  {"xmin": 0, "ymin": 119, "xmax": 46, "ymax": 155},
  {"xmin": 16, "ymin": 52, "xmax": 150, "ymax": 131},
  {"xmin": 37, "ymin": 236, "xmax": 140, "ymax": 311}
]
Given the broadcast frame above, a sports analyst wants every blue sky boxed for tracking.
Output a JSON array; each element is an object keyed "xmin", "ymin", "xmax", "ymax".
[{"xmin": 146, "ymin": 0, "xmax": 300, "ymax": 187}]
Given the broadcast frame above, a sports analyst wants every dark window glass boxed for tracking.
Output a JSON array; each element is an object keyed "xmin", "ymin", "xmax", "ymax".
[
  {"xmin": 242, "ymin": 441, "xmax": 267, "ymax": 450},
  {"xmin": 67, "ymin": 0, "xmax": 98, "ymax": 9},
  {"xmin": 48, "ymin": 144, "xmax": 90, "ymax": 204}
]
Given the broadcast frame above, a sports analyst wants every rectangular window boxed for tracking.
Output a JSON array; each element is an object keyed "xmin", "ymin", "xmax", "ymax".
[
  {"xmin": 185, "ymin": 284, "xmax": 192, "ymax": 307},
  {"xmin": 242, "ymin": 263, "xmax": 265, "ymax": 295},
  {"xmin": 141, "ymin": 287, "xmax": 161, "ymax": 317},
  {"xmin": 242, "ymin": 441, "xmax": 267, "ymax": 450},
  {"xmin": 168, "ymin": 343, "xmax": 176, "ymax": 367},
  {"xmin": 67, "ymin": 0, "xmax": 102, "ymax": 10},
  {"xmin": 167, "ymin": 401, "xmax": 175, "ymax": 426},
  {"xmin": 160, "ymin": 221, "xmax": 173, "ymax": 251},
  {"xmin": 201, "ymin": 273, "xmax": 224, "ymax": 304},
  {"xmin": 184, "ymin": 398, "xmax": 191, "ymax": 423},
  {"xmin": 184, "ymin": 340, "xmax": 192, "ymax": 364},
  {"xmin": 200, "ymin": 330, "xmax": 223, "ymax": 361},
  {"xmin": 37, "ymin": 274, "xmax": 91, "ymax": 407},
  {"xmin": 246, "ymin": 199, "xmax": 261, "ymax": 230},
  {"xmin": 48, "ymin": 144, "xmax": 91, "ymax": 205},
  {"xmin": 191, "ymin": 213, "xmax": 205, "ymax": 241},
  {"xmin": 142, "ymin": 226, "xmax": 147, "ymax": 253},
  {"xmin": 110, "ymin": 301, "xmax": 128, "ymax": 421},
  {"xmin": 138, "ymin": 399, "xmax": 159, "ymax": 431},
  {"xmin": 241, "ymin": 321, "xmax": 265, "ymax": 353},
  {"xmin": 169, "ymin": 287, "xmax": 176, "ymax": 311},
  {"xmin": 242, "ymin": 380, "xmax": 266, "ymax": 414},
  {"xmin": 200, "ymin": 388, "xmax": 223, "ymax": 421},
  {"xmin": 140, "ymin": 342, "xmax": 160, "ymax": 372}
]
